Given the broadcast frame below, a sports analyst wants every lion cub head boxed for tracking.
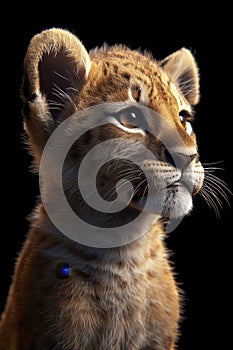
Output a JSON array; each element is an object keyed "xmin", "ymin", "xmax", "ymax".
[{"xmin": 21, "ymin": 28, "xmax": 204, "ymax": 234}]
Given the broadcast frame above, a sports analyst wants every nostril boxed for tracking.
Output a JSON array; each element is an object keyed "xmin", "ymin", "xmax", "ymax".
[
  {"xmin": 190, "ymin": 153, "xmax": 198, "ymax": 162},
  {"xmin": 174, "ymin": 152, "xmax": 198, "ymax": 170},
  {"xmin": 164, "ymin": 150, "xmax": 198, "ymax": 169}
]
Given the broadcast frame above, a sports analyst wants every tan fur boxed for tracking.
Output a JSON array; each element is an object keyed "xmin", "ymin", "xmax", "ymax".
[{"xmin": 0, "ymin": 28, "xmax": 204, "ymax": 349}]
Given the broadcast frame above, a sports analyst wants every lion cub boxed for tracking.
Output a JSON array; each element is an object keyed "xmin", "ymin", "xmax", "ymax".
[{"xmin": 0, "ymin": 28, "xmax": 204, "ymax": 349}]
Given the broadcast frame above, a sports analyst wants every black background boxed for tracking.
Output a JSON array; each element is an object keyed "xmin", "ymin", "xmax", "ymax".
[{"xmin": 1, "ymin": 5, "xmax": 232, "ymax": 350}]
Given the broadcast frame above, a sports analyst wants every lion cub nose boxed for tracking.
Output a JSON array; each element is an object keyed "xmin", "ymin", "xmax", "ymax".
[{"xmin": 164, "ymin": 149, "xmax": 197, "ymax": 170}]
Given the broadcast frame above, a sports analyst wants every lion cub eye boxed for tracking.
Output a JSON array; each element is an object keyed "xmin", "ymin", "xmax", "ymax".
[
  {"xmin": 119, "ymin": 111, "xmax": 137, "ymax": 128},
  {"xmin": 179, "ymin": 110, "xmax": 193, "ymax": 136},
  {"xmin": 116, "ymin": 107, "xmax": 146, "ymax": 130}
]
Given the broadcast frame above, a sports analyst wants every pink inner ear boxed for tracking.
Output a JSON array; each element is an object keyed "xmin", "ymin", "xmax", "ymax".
[{"xmin": 39, "ymin": 48, "xmax": 80, "ymax": 118}]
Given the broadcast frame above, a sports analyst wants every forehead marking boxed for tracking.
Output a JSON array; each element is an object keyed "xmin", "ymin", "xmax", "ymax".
[{"xmin": 128, "ymin": 78, "xmax": 148, "ymax": 105}]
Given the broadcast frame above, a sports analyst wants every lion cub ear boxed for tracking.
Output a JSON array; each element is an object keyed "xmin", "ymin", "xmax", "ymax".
[
  {"xmin": 161, "ymin": 48, "xmax": 199, "ymax": 105},
  {"xmin": 22, "ymin": 28, "xmax": 91, "ymax": 155}
]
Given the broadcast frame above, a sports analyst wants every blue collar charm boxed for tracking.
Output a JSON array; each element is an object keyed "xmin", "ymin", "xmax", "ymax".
[{"xmin": 55, "ymin": 263, "xmax": 72, "ymax": 279}]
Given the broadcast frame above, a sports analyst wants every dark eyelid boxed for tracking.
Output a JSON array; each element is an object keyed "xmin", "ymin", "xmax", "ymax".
[{"xmin": 179, "ymin": 110, "xmax": 194, "ymax": 121}]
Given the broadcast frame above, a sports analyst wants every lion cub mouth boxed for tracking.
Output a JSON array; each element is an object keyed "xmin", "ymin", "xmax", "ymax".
[{"xmin": 130, "ymin": 179, "xmax": 193, "ymax": 219}]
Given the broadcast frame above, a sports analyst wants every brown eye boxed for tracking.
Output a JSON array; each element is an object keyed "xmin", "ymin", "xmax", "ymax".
[
  {"xmin": 115, "ymin": 107, "xmax": 147, "ymax": 131},
  {"xmin": 179, "ymin": 110, "xmax": 192, "ymax": 124},
  {"xmin": 179, "ymin": 110, "xmax": 193, "ymax": 136},
  {"xmin": 119, "ymin": 111, "xmax": 138, "ymax": 128}
]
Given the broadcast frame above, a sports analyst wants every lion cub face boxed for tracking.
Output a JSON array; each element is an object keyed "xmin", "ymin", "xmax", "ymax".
[{"xmin": 22, "ymin": 29, "xmax": 204, "ymax": 230}]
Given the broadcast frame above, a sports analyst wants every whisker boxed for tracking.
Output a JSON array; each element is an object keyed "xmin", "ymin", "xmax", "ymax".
[
  {"xmin": 205, "ymin": 173, "xmax": 232, "ymax": 194},
  {"xmin": 104, "ymin": 176, "xmax": 148, "ymax": 214},
  {"xmin": 204, "ymin": 167, "xmax": 225, "ymax": 173},
  {"xmin": 204, "ymin": 173, "xmax": 232, "ymax": 206},
  {"xmin": 199, "ymin": 163, "xmax": 232, "ymax": 218},
  {"xmin": 199, "ymin": 188, "xmax": 221, "ymax": 218},
  {"xmin": 140, "ymin": 182, "xmax": 149, "ymax": 201},
  {"xmin": 104, "ymin": 178, "xmax": 137, "ymax": 213},
  {"xmin": 202, "ymin": 183, "xmax": 223, "ymax": 207},
  {"xmin": 202, "ymin": 160, "xmax": 224, "ymax": 166},
  {"xmin": 132, "ymin": 178, "xmax": 148, "ymax": 197},
  {"xmin": 104, "ymin": 175, "xmax": 142, "ymax": 200}
]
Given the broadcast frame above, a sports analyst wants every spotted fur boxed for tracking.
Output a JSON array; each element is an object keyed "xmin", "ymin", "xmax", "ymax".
[{"xmin": 0, "ymin": 28, "xmax": 204, "ymax": 349}]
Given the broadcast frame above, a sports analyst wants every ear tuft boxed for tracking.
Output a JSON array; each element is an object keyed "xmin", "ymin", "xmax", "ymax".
[{"xmin": 161, "ymin": 48, "xmax": 199, "ymax": 105}]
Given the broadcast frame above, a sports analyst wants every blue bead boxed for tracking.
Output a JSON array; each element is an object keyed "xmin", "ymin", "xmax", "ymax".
[
  {"xmin": 61, "ymin": 265, "xmax": 71, "ymax": 277},
  {"xmin": 55, "ymin": 263, "xmax": 72, "ymax": 279}
]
